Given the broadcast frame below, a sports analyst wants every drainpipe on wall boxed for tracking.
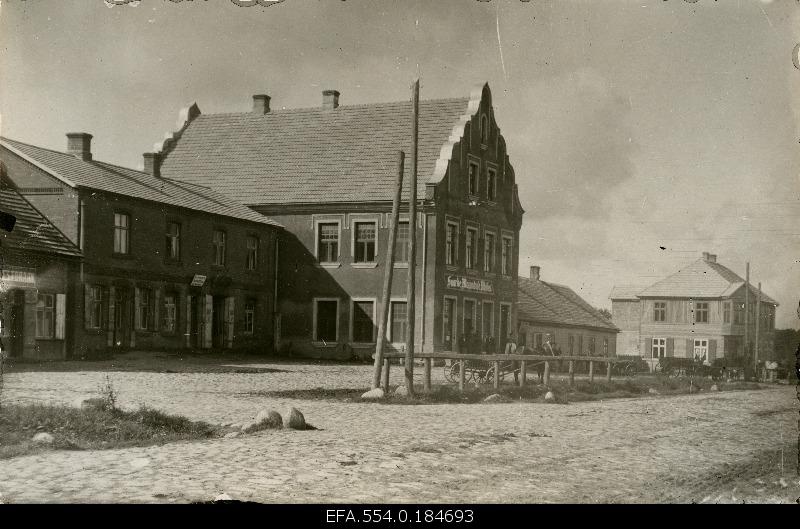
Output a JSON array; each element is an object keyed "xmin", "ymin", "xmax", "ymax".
[
  {"xmin": 273, "ymin": 234, "xmax": 280, "ymax": 353},
  {"xmin": 420, "ymin": 212, "xmax": 428, "ymax": 352}
]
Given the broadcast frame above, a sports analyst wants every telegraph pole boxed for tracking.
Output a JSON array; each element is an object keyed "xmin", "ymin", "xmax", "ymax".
[
  {"xmin": 755, "ymin": 281, "xmax": 761, "ymax": 375},
  {"xmin": 404, "ymin": 79, "xmax": 419, "ymax": 396},
  {"xmin": 744, "ymin": 262, "xmax": 750, "ymax": 362}
]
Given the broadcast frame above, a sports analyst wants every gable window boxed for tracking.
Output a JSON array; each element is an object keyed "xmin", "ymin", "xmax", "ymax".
[
  {"xmin": 163, "ymin": 293, "xmax": 177, "ymax": 333},
  {"xmin": 36, "ymin": 293, "xmax": 55, "ymax": 339},
  {"xmin": 480, "ymin": 114, "xmax": 489, "ymax": 144},
  {"xmin": 484, "ymin": 232, "xmax": 496, "ymax": 272},
  {"xmin": 317, "ymin": 222, "xmax": 339, "ymax": 264},
  {"xmin": 501, "ymin": 236, "xmax": 513, "ymax": 276},
  {"xmin": 654, "ymin": 301, "xmax": 666, "ymax": 322},
  {"xmin": 165, "ymin": 222, "xmax": 181, "ymax": 261},
  {"xmin": 487, "ymin": 168, "xmax": 497, "ymax": 201},
  {"xmin": 695, "ymin": 302, "xmax": 709, "ymax": 323},
  {"xmin": 468, "ymin": 162, "xmax": 479, "ymax": 196},
  {"xmin": 394, "ymin": 221, "xmax": 410, "ymax": 263},
  {"xmin": 652, "ymin": 338, "xmax": 666, "ymax": 359},
  {"xmin": 354, "ymin": 222, "xmax": 377, "ymax": 263},
  {"xmin": 212, "ymin": 230, "xmax": 226, "ymax": 266},
  {"xmin": 246, "ymin": 236, "xmax": 259, "ymax": 270},
  {"xmin": 87, "ymin": 286, "xmax": 104, "ymax": 329},
  {"xmin": 390, "ymin": 301, "xmax": 408, "ymax": 343},
  {"xmin": 445, "ymin": 222, "xmax": 459, "ymax": 266},
  {"xmin": 244, "ymin": 299, "xmax": 255, "ymax": 334},
  {"xmin": 723, "ymin": 301, "xmax": 731, "ymax": 323},
  {"xmin": 465, "ymin": 227, "xmax": 477, "ymax": 270},
  {"xmin": 113, "ymin": 212, "xmax": 130, "ymax": 254},
  {"xmin": 352, "ymin": 300, "xmax": 375, "ymax": 343},
  {"xmin": 314, "ymin": 299, "xmax": 339, "ymax": 343}
]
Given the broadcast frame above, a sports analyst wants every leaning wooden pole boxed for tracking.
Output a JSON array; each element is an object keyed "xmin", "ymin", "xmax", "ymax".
[
  {"xmin": 371, "ymin": 151, "xmax": 405, "ymax": 390},
  {"xmin": 404, "ymin": 78, "xmax": 420, "ymax": 396},
  {"xmin": 755, "ymin": 281, "xmax": 761, "ymax": 375}
]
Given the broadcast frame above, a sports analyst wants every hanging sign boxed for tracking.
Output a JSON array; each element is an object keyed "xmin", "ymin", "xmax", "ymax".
[
  {"xmin": 190, "ymin": 274, "xmax": 207, "ymax": 287},
  {"xmin": 0, "ymin": 267, "xmax": 36, "ymax": 291}
]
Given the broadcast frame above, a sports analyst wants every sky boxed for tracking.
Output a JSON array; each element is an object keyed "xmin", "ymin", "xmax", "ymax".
[{"xmin": 1, "ymin": 0, "xmax": 798, "ymax": 327}]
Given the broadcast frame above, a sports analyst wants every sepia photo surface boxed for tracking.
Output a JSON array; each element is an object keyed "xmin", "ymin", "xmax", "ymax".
[{"xmin": 0, "ymin": 0, "xmax": 797, "ymax": 506}]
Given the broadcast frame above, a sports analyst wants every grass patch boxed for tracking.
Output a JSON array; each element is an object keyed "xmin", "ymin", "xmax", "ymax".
[{"xmin": 0, "ymin": 403, "xmax": 220, "ymax": 460}]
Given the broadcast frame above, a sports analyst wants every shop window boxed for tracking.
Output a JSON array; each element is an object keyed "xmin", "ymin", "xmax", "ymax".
[
  {"xmin": 244, "ymin": 299, "xmax": 255, "ymax": 334},
  {"xmin": 36, "ymin": 293, "xmax": 55, "ymax": 339},
  {"xmin": 166, "ymin": 222, "xmax": 181, "ymax": 261},
  {"xmin": 394, "ymin": 221, "xmax": 410, "ymax": 263},
  {"xmin": 113, "ymin": 212, "xmax": 130, "ymax": 255},
  {"xmin": 354, "ymin": 222, "xmax": 377, "ymax": 263},
  {"xmin": 482, "ymin": 302, "xmax": 494, "ymax": 339},
  {"xmin": 390, "ymin": 301, "xmax": 408, "ymax": 343},
  {"xmin": 246, "ymin": 236, "xmax": 259, "ymax": 270},
  {"xmin": 352, "ymin": 300, "xmax": 375, "ymax": 343},
  {"xmin": 317, "ymin": 222, "xmax": 339, "ymax": 263},
  {"xmin": 314, "ymin": 299, "xmax": 338, "ymax": 343},
  {"xmin": 212, "ymin": 230, "xmax": 227, "ymax": 266}
]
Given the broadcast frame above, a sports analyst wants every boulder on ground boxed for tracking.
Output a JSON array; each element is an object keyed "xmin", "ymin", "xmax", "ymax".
[
  {"xmin": 710, "ymin": 384, "xmax": 719, "ymax": 392},
  {"xmin": 483, "ymin": 393, "xmax": 503, "ymax": 403},
  {"xmin": 648, "ymin": 388, "xmax": 660, "ymax": 395},
  {"xmin": 240, "ymin": 420, "xmax": 259, "ymax": 433},
  {"xmin": 544, "ymin": 391, "xmax": 555, "ymax": 402},
  {"xmin": 32, "ymin": 432, "xmax": 54, "ymax": 444},
  {"xmin": 394, "ymin": 385, "xmax": 409, "ymax": 397},
  {"xmin": 284, "ymin": 407, "xmax": 306, "ymax": 430},
  {"xmin": 361, "ymin": 388, "xmax": 385, "ymax": 400},
  {"xmin": 255, "ymin": 409, "xmax": 283, "ymax": 429}
]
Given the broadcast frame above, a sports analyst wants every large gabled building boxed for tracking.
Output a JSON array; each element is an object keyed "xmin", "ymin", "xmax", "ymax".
[
  {"xmin": 610, "ymin": 252, "xmax": 778, "ymax": 368},
  {"xmin": 154, "ymin": 83, "xmax": 524, "ymax": 359}
]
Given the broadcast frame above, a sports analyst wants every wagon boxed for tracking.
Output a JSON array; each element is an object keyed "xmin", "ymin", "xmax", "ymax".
[{"xmin": 443, "ymin": 358, "xmax": 521, "ymax": 384}]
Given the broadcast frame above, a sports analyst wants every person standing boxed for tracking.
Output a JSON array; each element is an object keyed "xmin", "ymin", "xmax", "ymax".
[{"xmin": 504, "ymin": 329, "xmax": 517, "ymax": 355}]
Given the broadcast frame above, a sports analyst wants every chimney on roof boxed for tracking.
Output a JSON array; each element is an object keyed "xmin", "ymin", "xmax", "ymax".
[
  {"xmin": 252, "ymin": 94, "xmax": 271, "ymax": 114},
  {"xmin": 702, "ymin": 251, "xmax": 716, "ymax": 263},
  {"xmin": 530, "ymin": 266, "xmax": 540, "ymax": 281},
  {"xmin": 66, "ymin": 132, "xmax": 92, "ymax": 161},
  {"xmin": 322, "ymin": 89, "xmax": 340, "ymax": 110},
  {"xmin": 702, "ymin": 251, "xmax": 710, "ymax": 261},
  {"xmin": 142, "ymin": 152, "xmax": 161, "ymax": 178}
]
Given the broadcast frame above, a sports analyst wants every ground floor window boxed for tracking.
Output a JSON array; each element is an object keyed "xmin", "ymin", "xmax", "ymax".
[
  {"xmin": 463, "ymin": 299, "xmax": 476, "ymax": 336},
  {"xmin": 137, "ymin": 288, "xmax": 153, "ymax": 330},
  {"xmin": 244, "ymin": 299, "xmax": 255, "ymax": 334},
  {"xmin": 482, "ymin": 302, "xmax": 494, "ymax": 340},
  {"xmin": 36, "ymin": 293, "xmax": 55, "ymax": 339},
  {"xmin": 603, "ymin": 337, "xmax": 609, "ymax": 356},
  {"xmin": 314, "ymin": 299, "xmax": 339, "ymax": 343},
  {"xmin": 568, "ymin": 334, "xmax": 575, "ymax": 354},
  {"xmin": 390, "ymin": 301, "xmax": 408, "ymax": 343},
  {"xmin": 443, "ymin": 297, "xmax": 456, "ymax": 348},
  {"xmin": 352, "ymin": 300, "xmax": 375, "ymax": 343},
  {"xmin": 87, "ymin": 285, "xmax": 104, "ymax": 329},
  {"xmin": 652, "ymin": 337, "xmax": 666, "ymax": 359},
  {"xmin": 693, "ymin": 339, "xmax": 708, "ymax": 362},
  {"xmin": 163, "ymin": 293, "xmax": 177, "ymax": 333},
  {"xmin": 589, "ymin": 337, "xmax": 596, "ymax": 355}
]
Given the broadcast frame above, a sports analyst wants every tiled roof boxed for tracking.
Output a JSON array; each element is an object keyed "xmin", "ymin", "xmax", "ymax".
[
  {"xmin": 158, "ymin": 97, "xmax": 473, "ymax": 205},
  {"xmin": 0, "ymin": 138, "xmax": 282, "ymax": 228},
  {"xmin": 0, "ymin": 181, "xmax": 81, "ymax": 257},
  {"xmin": 609, "ymin": 285, "xmax": 645, "ymax": 300},
  {"xmin": 636, "ymin": 258, "xmax": 778, "ymax": 304},
  {"xmin": 517, "ymin": 276, "xmax": 619, "ymax": 332}
]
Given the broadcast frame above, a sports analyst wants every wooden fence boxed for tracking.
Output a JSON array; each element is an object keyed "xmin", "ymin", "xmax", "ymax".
[{"xmin": 375, "ymin": 352, "xmax": 631, "ymax": 393}]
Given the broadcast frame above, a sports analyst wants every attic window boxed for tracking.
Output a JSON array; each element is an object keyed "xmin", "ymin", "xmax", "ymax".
[{"xmin": 480, "ymin": 114, "xmax": 489, "ymax": 144}]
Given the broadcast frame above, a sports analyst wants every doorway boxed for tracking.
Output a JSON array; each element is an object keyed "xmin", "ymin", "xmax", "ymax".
[
  {"xmin": 113, "ymin": 288, "xmax": 131, "ymax": 349},
  {"xmin": 500, "ymin": 304, "xmax": 510, "ymax": 348},
  {"xmin": 212, "ymin": 296, "xmax": 226, "ymax": 349},
  {"xmin": 442, "ymin": 297, "xmax": 456, "ymax": 351}
]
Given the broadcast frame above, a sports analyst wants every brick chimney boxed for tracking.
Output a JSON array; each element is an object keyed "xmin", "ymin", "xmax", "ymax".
[
  {"xmin": 66, "ymin": 132, "xmax": 92, "ymax": 161},
  {"xmin": 702, "ymin": 251, "xmax": 710, "ymax": 261},
  {"xmin": 708, "ymin": 254, "xmax": 717, "ymax": 263},
  {"xmin": 252, "ymin": 94, "xmax": 271, "ymax": 114},
  {"xmin": 530, "ymin": 266, "xmax": 540, "ymax": 281},
  {"xmin": 142, "ymin": 152, "xmax": 161, "ymax": 178},
  {"xmin": 322, "ymin": 89, "xmax": 340, "ymax": 110}
]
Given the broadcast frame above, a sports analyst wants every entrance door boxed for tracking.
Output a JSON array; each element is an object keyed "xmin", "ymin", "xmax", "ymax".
[
  {"xmin": 500, "ymin": 304, "xmax": 510, "ymax": 348},
  {"xmin": 212, "ymin": 296, "xmax": 225, "ymax": 348},
  {"xmin": 442, "ymin": 297, "xmax": 455, "ymax": 351},
  {"xmin": 113, "ymin": 288, "xmax": 130, "ymax": 348}
]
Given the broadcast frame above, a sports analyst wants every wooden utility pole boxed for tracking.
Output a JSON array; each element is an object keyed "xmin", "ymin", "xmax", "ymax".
[
  {"xmin": 744, "ymin": 262, "xmax": 750, "ymax": 361},
  {"xmin": 371, "ymin": 151, "xmax": 405, "ymax": 390},
  {"xmin": 755, "ymin": 281, "xmax": 761, "ymax": 374},
  {"xmin": 405, "ymin": 79, "xmax": 419, "ymax": 396}
]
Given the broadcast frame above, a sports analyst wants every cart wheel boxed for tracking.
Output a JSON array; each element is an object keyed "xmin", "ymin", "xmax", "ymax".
[
  {"xmin": 474, "ymin": 369, "xmax": 486, "ymax": 384},
  {"xmin": 484, "ymin": 366, "xmax": 495, "ymax": 385},
  {"xmin": 445, "ymin": 362, "xmax": 460, "ymax": 383}
]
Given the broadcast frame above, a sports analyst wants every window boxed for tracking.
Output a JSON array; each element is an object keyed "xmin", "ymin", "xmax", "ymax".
[
  {"xmin": 354, "ymin": 222, "xmax": 377, "ymax": 263},
  {"xmin": 163, "ymin": 293, "xmax": 177, "ymax": 333},
  {"xmin": 87, "ymin": 286, "xmax": 104, "ymax": 329},
  {"xmin": 244, "ymin": 299, "xmax": 255, "ymax": 334},
  {"xmin": 468, "ymin": 162, "xmax": 479, "ymax": 196},
  {"xmin": 652, "ymin": 338, "xmax": 666, "ymax": 359},
  {"xmin": 480, "ymin": 114, "xmax": 489, "ymax": 144},
  {"xmin": 165, "ymin": 222, "xmax": 181, "ymax": 261},
  {"xmin": 317, "ymin": 223, "xmax": 339, "ymax": 263},
  {"xmin": 246, "ymin": 236, "xmax": 259, "ymax": 270},
  {"xmin": 501, "ymin": 236, "xmax": 513, "ymax": 275},
  {"xmin": 113, "ymin": 212, "xmax": 129, "ymax": 254},
  {"xmin": 484, "ymin": 232, "xmax": 495, "ymax": 272},
  {"xmin": 314, "ymin": 299, "xmax": 338, "ymax": 343},
  {"xmin": 693, "ymin": 339, "xmax": 709, "ymax": 362},
  {"xmin": 534, "ymin": 333, "xmax": 543, "ymax": 348},
  {"xmin": 395, "ymin": 221, "xmax": 410, "ymax": 263},
  {"xmin": 695, "ymin": 302, "xmax": 709, "ymax": 323},
  {"xmin": 390, "ymin": 301, "xmax": 408, "ymax": 343},
  {"xmin": 465, "ymin": 228, "xmax": 477, "ymax": 270},
  {"xmin": 723, "ymin": 301, "xmax": 731, "ymax": 324},
  {"xmin": 487, "ymin": 168, "xmax": 497, "ymax": 201},
  {"xmin": 589, "ymin": 337, "xmax": 596, "ymax": 354},
  {"xmin": 212, "ymin": 230, "xmax": 226, "ymax": 266},
  {"xmin": 482, "ymin": 302, "xmax": 494, "ymax": 339},
  {"xmin": 138, "ymin": 288, "xmax": 151, "ymax": 330},
  {"xmin": 464, "ymin": 299, "xmax": 476, "ymax": 335},
  {"xmin": 603, "ymin": 338, "xmax": 609, "ymax": 356},
  {"xmin": 734, "ymin": 302, "xmax": 744, "ymax": 324},
  {"xmin": 578, "ymin": 335, "xmax": 583, "ymax": 355},
  {"xmin": 568, "ymin": 334, "xmax": 575, "ymax": 355},
  {"xmin": 445, "ymin": 222, "xmax": 458, "ymax": 266},
  {"xmin": 36, "ymin": 294, "xmax": 55, "ymax": 339},
  {"xmin": 654, "ymin": 301, "xmax": 666, "ymax": 322},
  {"xmin": 352, "ymin": 300, "xmax": 375, "ymax": 343}
]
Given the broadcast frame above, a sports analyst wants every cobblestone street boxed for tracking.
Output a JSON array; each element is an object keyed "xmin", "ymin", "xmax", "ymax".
[{"xmin": 0, "ymin": 362, "xmax": 797, "ymax": 504}]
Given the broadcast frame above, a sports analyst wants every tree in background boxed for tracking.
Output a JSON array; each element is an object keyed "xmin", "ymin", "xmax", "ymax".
[
  {"xmin": 773, "ymin": 328, "xmax": 800, "ymax": 366},
  {"xmin": 596, "ymin": 308, "xmax": 613, "ymax": 321}
]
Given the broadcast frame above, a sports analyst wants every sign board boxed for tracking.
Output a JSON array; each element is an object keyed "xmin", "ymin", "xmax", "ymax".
[
  {"xmin": 0, "ymin": 267, "xmax": 36, "ymax": 291},
  {"xmin": 446, "ymin": 275, "xmax": 493, "ymax": 294},
  {"xmin": 190, "ymin": 274, "xmax": 207, "ymax": 287}
]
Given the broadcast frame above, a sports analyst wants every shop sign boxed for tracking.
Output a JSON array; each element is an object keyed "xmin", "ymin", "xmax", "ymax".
[
  {"xmin": 0, "ymin": 267, "xmax": 36, "ymax": 291},
  {"xmin": 446, "ymin": 275, "xmax": 493, "ymax": 294},
  {"xmin": 190, "ymin": 274, "xmax": 207, "ymax": 287}
]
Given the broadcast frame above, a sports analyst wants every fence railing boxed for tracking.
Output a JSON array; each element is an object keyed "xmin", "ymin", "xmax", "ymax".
[{"xmin": 374, "ymin": 351, "xmax": 630, "ymax": 392}]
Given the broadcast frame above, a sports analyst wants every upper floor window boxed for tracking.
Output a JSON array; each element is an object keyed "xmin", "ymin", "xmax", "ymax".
[
  {"xmin": 36, "ymin": 293, "xmax": 55, "ymax": 339},
  {"xmin": 603, "ymin": 338, "xmax": 609, "ymax": 356},
  {"xmin": 446, "ymin": 222, "xmax": 459, "ymax": 266},
  {"xmin": 317, "ymin": 222, "xmax": 339, "ymax": 263},
  {"xmin": 212, "ymin": 230, "xmax": 226, "ymax": 266},
  {"xmin": 166, "ymin": 221, "xmax": 181, "ymax": 261},
  {"xmin": 723, "ymin": 301, "xmax": 731, "ymax": 323},
  {"xmin": 487, "ymin": 168, "xmax": 497, "ymax": 201},
  {"xmin": 468, "ymin": 162, "xmax": 479, "ymax": 196},
  {"xmin": 734, "ymin": 302, "xmax": 744, "ymax": 324},
  {"xmin": 694, "ymin": 302, "xmax": 709, "ymax": 323},
  {"xmin": 354, "ymin": 222, "xmax": 376, "ymax": 263},
  {"xmin": 113, "ymin": 212, "xmax": 130, "ymax": 254},
  {"xmin": 480, "ymin": 114, "xmax": 489, "ymax": 144},
  {"xmin": 246, "ymin": 236, "xmax": 259, "ymax": 270},
  {"xmin": 394, "ymin": 221, "xmax": 410, "ymax": 263},
  {"xmin": 654, "ymin": 301, "xmax": 666, "ymax": 322},
  {"xmin": 501, "ymin": 236, "xmax": 513, "ymax": 275},
  {"xmin": 484, "ymin": 232, "xmax": 496, "ymax": 272},
  {"xmin": 465, "ymin": 228, "xmax": 477, "ymax": 270}
]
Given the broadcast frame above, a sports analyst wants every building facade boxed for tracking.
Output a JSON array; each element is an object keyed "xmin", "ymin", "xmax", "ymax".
[
  {"xmin": 156, "ymin": 83, "xmax": 524, "ymax": 359},
  {"xmin": 517, "ymin": 266, "xmax": 618, "ymax": 357},
  {"xmin": 1, "ymin": 134, "xmax": 282, "ymax": 358},
  {"xmin": 610, "ymin": 252, "xmax": 778, "ymax": 369}
]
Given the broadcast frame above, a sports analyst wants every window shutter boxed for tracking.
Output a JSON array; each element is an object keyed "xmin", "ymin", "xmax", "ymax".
[
  {"xmin": 55, "ymin": 294, "xmax": 66, "ymax": 339},
  {"xmin": 666, "ymin": 338, "xmax": 674, "ymax": 357},
  {"xmin": 225, "ymin": 296, "xmax": 235, "ymax": 349},
  {"xmin": 686, "ymin": 339, "xmax": 693, "ymax": 358},
  {"xmin": 153, "ymin": 288, "xmax": 160, "ymax": 332},
  {"xmin": 84, "ymin": 284, "xmax": 92, "ymax": 330},
  {"xmin": 709, "ymin": 339, "xmax": 717, "ymax": 362},
  {"xmin": 645, "ymin": 337, "xmax": 653, "ymax": 357},
  {"xmin": 134, "ymin": 287, "xmax": 141, "ymax": 330}
]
